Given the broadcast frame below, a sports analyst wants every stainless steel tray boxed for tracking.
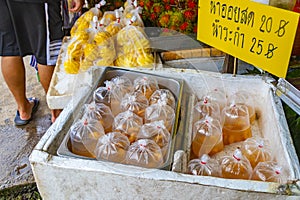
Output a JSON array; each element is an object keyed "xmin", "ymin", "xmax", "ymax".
[{"xmin": 57, "ymin": 67, "xmax": 183, "ymax": 170}]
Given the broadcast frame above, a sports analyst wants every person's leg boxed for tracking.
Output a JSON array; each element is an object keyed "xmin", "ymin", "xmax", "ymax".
[
  {"xmin": 37, "ymin": 64, "xmax": 62, "ymax": 123},
  {"xmin": 1, "ymin": 56, "xmax": 34, "ymax": 120}
]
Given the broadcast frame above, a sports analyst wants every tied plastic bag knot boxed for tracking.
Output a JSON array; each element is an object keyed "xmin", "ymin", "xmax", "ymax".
[
  {"xmin": 220, "ymin": 148, "xmax": 253, "ymax": 179},
  {"xmin": 188, "ymin": 154, "xmax": 221, "ymax": 177},
  {"xmin": 126, "ymin": 139, "xmax": 164, "ymax": 168},
  {"xmin": 94, "ymin": 132, "xmax": 130, "ymax": 163}
]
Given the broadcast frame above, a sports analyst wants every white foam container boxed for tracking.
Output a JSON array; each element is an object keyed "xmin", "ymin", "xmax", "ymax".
[{"xmin": 30, "ymin": 67, "xmax": 300, "ymax": 199}]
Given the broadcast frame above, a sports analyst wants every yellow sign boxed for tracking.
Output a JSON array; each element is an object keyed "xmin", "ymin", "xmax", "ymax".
[{"xmin": 197, "ymin": 0, "xmax": 300, "ymax": 78}]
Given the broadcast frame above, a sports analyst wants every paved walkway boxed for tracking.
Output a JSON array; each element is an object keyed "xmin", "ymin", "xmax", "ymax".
[{"xmin": 0, "ymin": 56, "xmax": 52, "ymax": 190}]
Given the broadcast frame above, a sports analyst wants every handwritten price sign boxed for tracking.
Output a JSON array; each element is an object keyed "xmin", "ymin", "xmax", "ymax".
[{"xmin": 197, "ymin": 0, "xmax": 299, "ymax": 78}]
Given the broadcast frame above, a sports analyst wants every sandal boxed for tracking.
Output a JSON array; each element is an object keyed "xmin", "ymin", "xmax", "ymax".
[{"xmin": 14, "ymin": 97, "xmax": 40, "ymax": 126}]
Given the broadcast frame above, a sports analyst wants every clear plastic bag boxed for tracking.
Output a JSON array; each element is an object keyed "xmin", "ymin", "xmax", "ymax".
[
  {"xmin": 93, "ymin": 80, "xmax": 123, "ymax": 116},
  {"xmin": 113, "ymin": 110, "xmax": 143, "ymax": 143},
  {"xmin": 149, "ymin": 89, "xmax": 176, "ymax": 109},
  {"xmin": 144, "ymin": 101, "xmax": 175, "ymax": 132},
  {"xmin": 94, "ymin": 131, "xmax": 130, "ymax": 163},
  {"xmin": 191, "ymin": 116, "xmax": 224, "ymax": 157},
  {"xmin": 222, "ymin": 104, "xmax": 252, "ymax": 145},
  {"xmin": 70, "ymin": 0, "xmax": 106, "ymax": 36},
  {"xmin": 193, "ymin": 96, "xmax": 221, "ymax": 123},
  {"xmin": 111, "ymin": 76, "xmax": 134, "ymax": 97},
  {"xmin": 203, "ymin": 88, "xmax": 227, "ymax": 111},
  {"xmin": 137, "ymin": 120, "xmax": 171, "ymax": 157},
  {"xmin": 64, "ymin": 38, "xmax": 83, "ymax": 74},
  {"xmin": 227, "ymin": 90, "xmax": 256, "ymax": 124},
  {"xmin": 126, "ymin": 139, "xmax": 164, "ymax": 168},
  {"xmin": 241, "ymin": 136, "xmax": 273, "ymax": 168},
  {"xmin": 188, "ymin": 154, "xmax": 221, "ymax": 177},
  {"xmin": 220, "ymin": 148, "xmax": 253, "ymax": 179},
  {"xmin": 69, "ymin": 118, "xmax": 105, "ymax": 158},
  {"xmin": 106, "ymin": 21, "xmax": 122, "ymax": 36},
  {"xmin": 122, "ymin": 4, "xmax": 144, "ymax": 27},
  {"xmin": 133, "ymin": 76, "xmax": 159, "ymax": 99},
  {"xmin": 120, "ymin": 91, "xmax": 149, "ymax": 118},
  {"xmin": 251, "ymin": 161, "xmax": 288, "ymax": 183},
  {"xmin": 115, "ymin": 25, "xmax": 153, "ymax": 68},
  {"xmin": 82, "ymin": 101, "xmax": 114, "ymax": 133},
  {"xmin": 81, "ymin": 29, "xmax": 115, "ymax": 70},
  {"xmin": 94, "ymin": 77, "xmax": 133, "ymax": 116}
]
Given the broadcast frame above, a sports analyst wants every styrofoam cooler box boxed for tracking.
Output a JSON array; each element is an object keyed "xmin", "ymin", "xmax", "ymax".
[{"xmin": 30, "ymin": 67, "xmax": 300, "ymax": 199}]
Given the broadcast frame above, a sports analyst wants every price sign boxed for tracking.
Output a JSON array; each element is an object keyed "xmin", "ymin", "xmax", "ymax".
[{"xmin": 197, "ymin": 0, "xmax": 300, "ymax": 78}]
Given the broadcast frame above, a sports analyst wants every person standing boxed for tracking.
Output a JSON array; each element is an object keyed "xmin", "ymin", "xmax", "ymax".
[{"xmin": 0, "ymin": 0, "xmax": 84, "ymax": 125}]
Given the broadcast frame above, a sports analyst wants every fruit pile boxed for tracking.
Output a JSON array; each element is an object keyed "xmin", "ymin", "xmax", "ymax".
[
  {"xmin": 63, "ymin": 0, "xmax": 155, "ymax": 74},
  {"xmin": 89, "ymin": 0, "xmax": 198, "ymax": 34},
  {"xmin": 138, "ymin": 0, "xmax": 198, "ymax": 34}
]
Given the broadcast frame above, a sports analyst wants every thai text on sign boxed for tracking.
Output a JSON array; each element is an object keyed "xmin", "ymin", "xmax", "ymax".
[{"xmin": 197, "ymin": 0, "xmax": 299, "ymax": 78}]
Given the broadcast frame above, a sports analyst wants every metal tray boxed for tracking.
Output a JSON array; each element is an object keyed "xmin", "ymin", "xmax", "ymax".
[{"xmin": 57, "ymin": 67, "xmax": 183, "ymax": 170}]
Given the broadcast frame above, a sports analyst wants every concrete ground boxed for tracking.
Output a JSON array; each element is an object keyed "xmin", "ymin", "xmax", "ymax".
[{"xmin": 0, "ymin": 56, "xmax": 53, "ymax": 192}]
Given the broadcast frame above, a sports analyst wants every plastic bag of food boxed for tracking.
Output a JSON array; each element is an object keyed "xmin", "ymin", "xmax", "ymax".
[
  {"xmin": 63, "ymin": 38, "xmax": 83, "ymax": 74},
  {"xmin": 191, "ymin": 116, "xmax": 223, "ymax": 157},
  {"xmin": 111, "ymin": 76, "xmax": 134, "ymax": 97},
  {"xmin": 82, "ymin": 101, "xmax": 114, "ymax": 133},
  {"xmin": 193, "ymin": 96, "xmax": 221, "ymax": 123},
  {"xmin": 93, "ymin": 80, "xmax": 122, "ymax": 115},
  {"xmin": 203, "ymin": 88, "xmax": 227, "ymax": 111},
  {"xmin": 94, "ymin": 131, "xmax": 130, "ymax": 163},
  {"xmin": 105, "ymin": 8, "xmax": 123, "ymax": 36},
  {"xmin": 81, "ymin": 28, "xmax": 115, "ymax": 71},
  {"xmin": 126, "ymin": 139, "xmax": 164, "ymax": 168},
  {"xmin": 120, "ymin": 91, "xmax": 149, "ymax": 118},
  {"xmin": 69, "ymin": 118, "xmax": 105, "ymax": 158},
  {"xmin": 122, "ymin": 2, "xmax": 144, "ymax": 27},
  {"xmin": 133, "ymin": 76, "xmax": 158, "ymax": 99},
  {"xmin": 115, "ymin": 25, "xmax": 153, "ymax": 68},
  {"xmin": 188, "ymin": 154, "xmax": 221, "ymax": 177},
  {"xmin": 222, "ymin": 103, "xmax": 252, "ymax": 145},
  {"xmin": 241, "ymin": 136, "xmax": 273, "ymax": 168},
  {"xmin": 144, "ymin": 100, "xmax": 175, "ymax": 132},
  {"xmin": 227, "ymin": 90, "xmax": 256, "ymax": 124},
  {"xmin": 70, "ymin": 0, "xmax": 106, "ymax": 36},
  {"xmin": 113, "ymin": 110, "xmax": 143, "ymax": 143},
  {"xmin": 137, "ymin": 120, "xmax": 171, "ymax": 157},
  {"xmin": 94, "ymin": 77, "xmax": 133, "ymax": 116},
  {"xmin": 251, "ymin": 161, "xmax": 288, "ymax": 183},
  {"xmin": 220, "ymin": 148, "xmax": 253, "ymax": 179},
  {"xmin": 149, "ymin": 89, "xmax": 176, "ymax": 109}
]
